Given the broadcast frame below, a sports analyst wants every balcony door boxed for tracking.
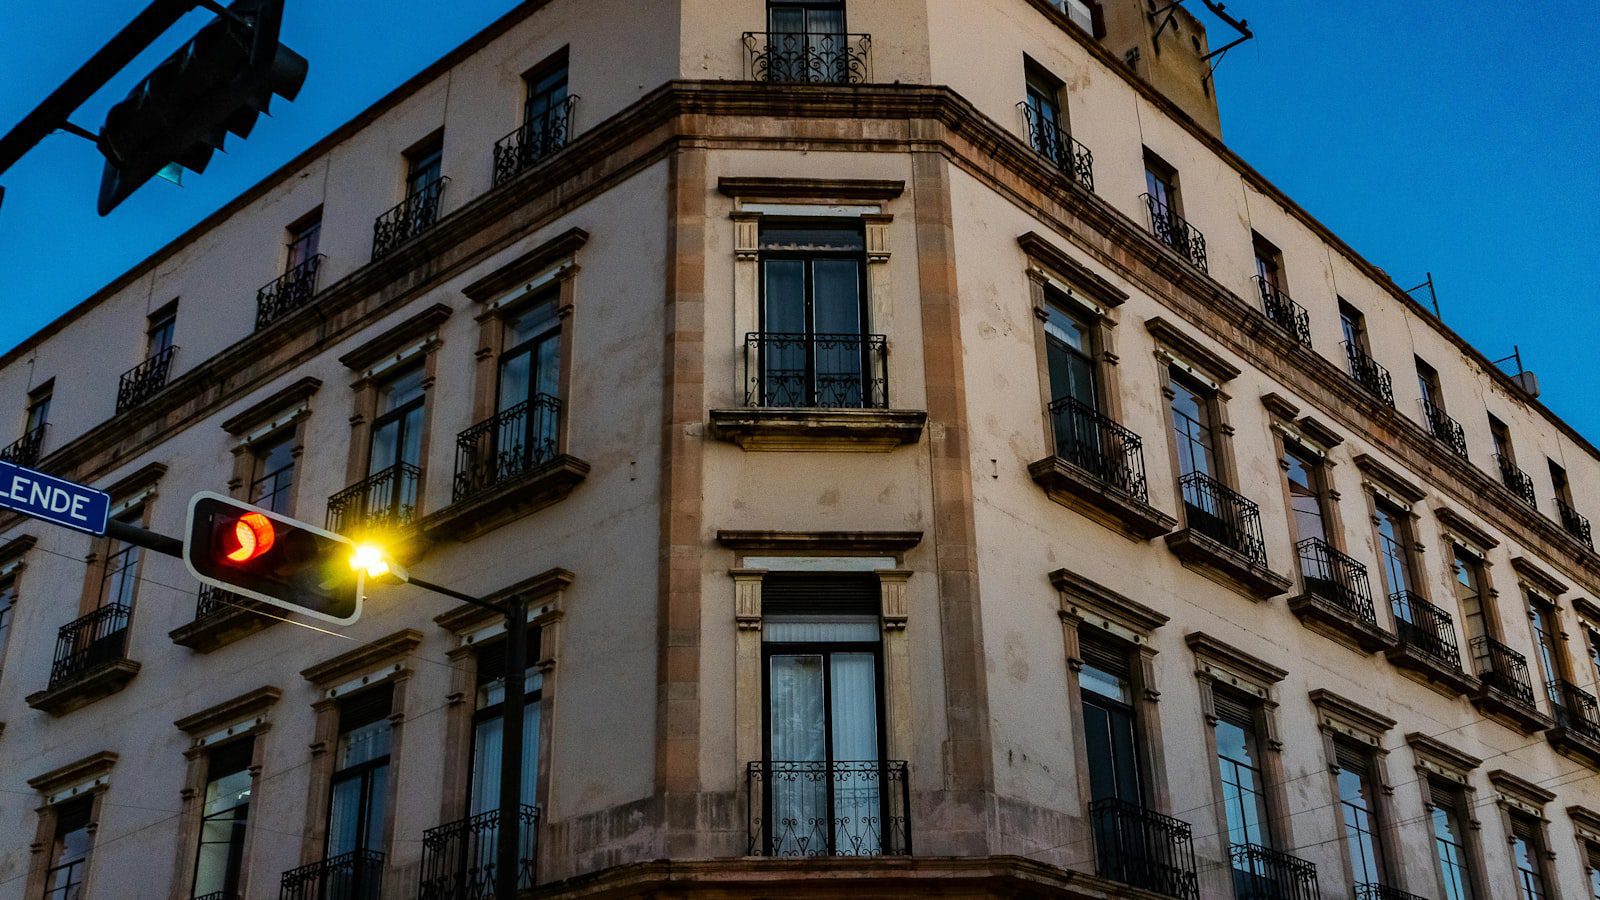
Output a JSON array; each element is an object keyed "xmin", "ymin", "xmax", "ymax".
[
  {"xmin": 759, "ymin": 224, "xmax": 869, "ymax": 408},
  {"xmin": 766, "ymin": 0, "xmax": 846, "ymax": 82},
  {"xmin": 494, "ymin": 295, "xmax": 561, "ymax": 476},
  {"xmin": 364, "ymin": 366, "xmax": 424, "ymax": 524},
  {"xmin": 327, "ymin": 687, "xmax": 392, "ymax": 864},
  {"xmin": 1079, "ymin": 638, "xmax": 1143, "ymax": 806},
  {"xmin": 461, "ymin": 632, "xmax": 541, "ymax": 891}
]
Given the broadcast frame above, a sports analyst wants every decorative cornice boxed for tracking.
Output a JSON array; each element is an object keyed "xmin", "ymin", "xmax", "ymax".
[
  {"xmin": 462, "ymin": 226, "xmax": 589, "ymax": 303},
  {"xmin": 1310, "ymin": 687, "xmax": 1396, "ymax": 740},
  {"xmin": 338, "ymin": 303, "xmax": 452, "ymax": 371},
  {"xmin": 1489, "ymin": 768, "xmax": 1556, "ymax": 807},
  {"xmin": 28, "ymin": 750, "xmax": 117, "ymax": 794},
  {"xmin": 1568, "ymin": 805, "xmax": 1600, "ymax": 842},
  {"xmin": 715, "ymin": 530, "xmax": 923, "ymax": 554},
  {"xmin": 1144, "ymin": 316, "xmax": 1241, "ymax": 381},
  {"xmin": 1353, "ymin": 453, "xmax": 1427, "ymax": 506},
  {"xmin": 0, "ymin": 533, "xmax": 37, "ymax": 563},
  {"xmin": 716, "ymin": 176, "xmax": 905, "ymax": 202},
  {"xmin": 1406, "ymin": 731, "xmax": 1483, "ymax": 776},
  {"xmin": 1050, "ymin": 567, "xmax": 1168, "ymax": 636},
  {"xmin": 1185, "ymin": 630, "xmax": 1286, "ymax": 686},
  {"xmin": 1435, "ymin": 507, "xmax": 1500, "ymax": 553},
  {"xmin": 300, "ymin": 628, "xmax": 422, "ymax": 686},
  {"xmin": 1017, "ymin": 231, "xmax": 1128, "ymax": 308},
  {"xmin": 1511, "ymin": 556, "xmax": 1569, "ymax": 599},
  {"xmin": 219, "ymin": 377, "xmax": 323, "ymax": 436},
  {"xmin": 1572, "ymin": 596, "xmax": 1600, "ymax": 624},
  {"xmin": 104, "ymin": 461, "xmax": 167, "ymax": 500},
  {"xmin": 433, "ymin": 567, "xmax": 576, "ymax": 634},
  {"xmin": 173, "ymin": 686, "xmax": 283, "ymax": 735}
]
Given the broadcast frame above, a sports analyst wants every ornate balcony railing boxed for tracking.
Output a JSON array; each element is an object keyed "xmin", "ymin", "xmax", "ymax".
[
  {"xmin": 194, "ymin": 892, "xmax": 240, "ymax": 900},
  {"xmin": 116, "ymin": 345, "xmax": 178, "ymax": 414},
  {"xmin": 327, "ymin": 463, "xmax": 422, "ymax": 535},
  {"xmin": 1047, "ymin": 396, "xmax": 1150, "ymax": 504},
  {"xmin": 1557, "ymin": 498, "xmax": 1594, "ymax": 551},
  {"xmin": 1421, "ymin": 397, "xmax": 1468, "ymax": 459},
  {"xmin": 744, "ymin": 332, "xmax": 888, "ymax": 409},
  {"xmin": 1472, "ymin": 635, "xmax": 1540, "ymax": 711},
  {"xmin": 747, "ymin": 759, "xmax": 910, "ymax": 857},
  {"xmin": 1295, "ymin": 538, "xmax": 1376, "ymax": 624},
  {"xmin": 1088, "ymin": 798, "xmax": 1199, "ymax": 900},
  {"xmin": 453, "ymin": 395, "xmax": 561, "ymax": 504},
  {"xmin": 1548, "ymin": 679, "xmax": 1600, "ymax": 743},
  {"xmin": 1141, "ymin": 193, "xmax": 1207, "ymax": 273},
  {"xmin": 1390, "ymin": 590, "xmax": 1463, "ymax": 669},
  {"xmin": 256, "ymin": 254, "xmax": 325, "ymax": 330},
  {"xmin": 1354, "ymin": 884, "xmax": 1429, "ymax": 900},
  {"xmin": 1229, "ymin": 843, "xmax": 1318, "ymax": 900},
  {"xmin": 417, "ymin": 804, "xmax": 538, "ymax": 900},
  {"xmin": 279, "ymin": 849, "xmax": 384, "ymax": 900},
  {"xmin": 492, "ymin": 96, "xmax": 578, "ymax": 187},
  {"xmin": 1017, "ymin": 102, "xmax": 1094, "ymax": 192},
  {"xmin": 194, "ymin": 583, "xmax": 249, "ymax": 622},
  {"xmin": 1179, "ymin": 472, "xmax": 1267, "ymax": 567},
  {"xmin": 742, "ymin": 31, "xmax": 871, "ymax": 84},
  {"xmin": 1252, "ymin": 277, "xmax": 1311, "ymax": 348},
  {"xmin": 372, "ymin": 177, "xmax": 448, "ymax": 262},
  {"xmin": 48, "ymin": 602, "xmax": 132, "ymax": 690},
  {"xmin": 1498, "ymin": 455, "xmax": 1537, "ymax": 508},
  {"xmin": 0, "ymin": 423, "xmax": 47, "ymax": 467},
  {"xmin": 1343, "ymin": 342, "xmax": 1394, "ymax": 407}
]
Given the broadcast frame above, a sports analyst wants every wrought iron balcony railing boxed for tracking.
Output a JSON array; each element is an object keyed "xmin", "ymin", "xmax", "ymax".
[
  {"xmin": 1141, "ymin": 194, "xmax": 1207, "ymax": 273},
  {"xmin": 1354, "ymin": 884, "xmax": 1429, "ymax": 900},
  {"xmin": 279, "ymin": 849, "xmax": 384, "ymax": 900},
  {"xmin": 1342, "ymin": 342, "xmax": 1394, "ymax": 407},
  {"xmin": 452, "ymin": 394, "xmax": 561, "ymax": 505},
  {"xmin": 1557, "ymin": 498, "xmax": 1594, "ymax": 550},
  {"xmin": 256, "ymin": 254, "xmax": 325, "ymax": 330},
  {"xmin": 194, "ymin": 891, "xmax": 240, "ymax": 900},
  {"xmin": 1295, "ymin": 538, "xmax": 1376, "ymax": 624},
  {"xmin": 1472, "ymin": 635, "xmax": 1540, "ymax": 711},
  {"xmin": 1252, "ymin": 277, "xmax": 1311, "ymax": 348},
  {"xmin": 116, "ymin": 345, "xmax": 178, "ymax": 414},
  {"xmin": 1088, "ymin": 798, "xmax": 1199, "ymax": 900},
  {"xmin": 492, "ymin": 96, "xmax": 578, "ymax": 187},
  {"xmin": 1179, "ymin": 472, "xmax": 1267, "ymax": 567},
  {"xmin": 1047, "ymin": 396, "xmax": 1150, "ymax": 504},
  {"xmin": 1229, "ymin": 843, "xmax": 1318, "ymax": 900},
  {"xmin": 194, "ymin": 583, "xmax": 248, "ymax": 622},
  {"xmin": 48, "ymin": 602, "xmax": 132, "ymax": 690},
  {"xmin": 1017, "ymin": 102, "xmax": 1094, "ymax": 192},
  {"xmin": 417, "ymin": 804, "xmax": 538, "ymax": 900},
  {"xmin": 372, "ymin": 177, "xmax": 448, "ymax": 262},
  {"xmin": 1497, "ymin": 455, "xmax": 1537, "ymax": 508},
  {"xmin": 747, "ymin": 759, "xmax": 910, "ymax": 857},
  {"xmin": 1421, "ymin": 397, "xmax": 1468, "ymax": 459},
  {"xmin": 0, "ymin": 423, "xmax": 47, "ymax": 468},
  {"xmin": 1548, "ymin": 679, "xmax": 1600, "ymax": 743},
  {"xmin": 742, "ymin": 31, "xmax": 871, "ymax": 84},
  {"xmin": 1390, "ymin": 590, "xmax": 1463, "ymax": 669},
  {"xmin": 327, "ymin": 463, "xmax": 422, "ymax": 535},
  {"xmin": 744, "ymin": 332, "xmax": 889, "ymax": 409}
]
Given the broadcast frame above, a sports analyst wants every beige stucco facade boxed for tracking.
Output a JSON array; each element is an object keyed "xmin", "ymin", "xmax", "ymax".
[{"xmin": 2, "ymin": 2, "xmax": 1599, "ymax": 898}]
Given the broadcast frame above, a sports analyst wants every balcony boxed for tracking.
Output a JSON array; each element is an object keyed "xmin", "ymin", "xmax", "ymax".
[
  {"xmin": 417, "ymin": 804, "xmax": 538, "ymax": 900},
  {"xmin": 747, "ymin": 759, "xmax": 910, "ymax": 857},
  {"xmin": 256, "ymin": 254, "xmax": 325, "ymax": 330},
  {"xmin": 1287, "ymin": 538, "xmax": 1393, "ymax": 653},
  {"xmin": 421, "ymin": 396, "xmax": 588, "ymax": 542},
  {"xmin": 1253, "ymin": 277, "xmax": 1311, "ymax": 348},
  {"xmin": 1017, "ymin": 102, "xmax": 1094, "ymax": 192},
  {"xmin": 742, "ymin": 31, "xmax": 872, "ymax": 84},
  {"xmin": 1386, "ymin": 591, "xmax": 1475, "ymax": 696},
  {"xmin": 327, "ymin": 463, "xmax": 421, "ymax": 536},
  {"xmin": 25, "ymin": 603, "xmax": 140, "ymax": 716},
  {"xmin": 0, "ymin": 423, "xmax": 46, "ymax": 467},
  {"xmin": 1557, "ymin": 498, "xmax": 1594, "ymax": 551},
  {"xmin": 279, "ymin": 849, "xmax": 384, "ymax": 900},
  {"xmin": 1166, "ymin": 473, "xmax": 1290, "ymax": 600},
  {"xmin": 1229, "ymin": 843, "xmax": 1317, "ymax": 900},
  {"xmin": 710, "ymin": 333, "xmax": 925, "ymax": 451},
  {"xmin": 1546, "ymin": 679, "xmax": 1600, "ymax": 768},
  {"xmin": 1342, "ymin": 342, "xmax": 1394, "ymax": 408},
  {"xmin": 169, "ymin": 583, "xmax": 278, "ymax": 653},
  {"xmin": 1088, "ymin": 798, "xmax": 1198, "ymax": 899},
  {"xmin": 116, "ymin": 345, "xmax": 178, "ymax": 414},
  {"xmin": 1029, "ymin": 396, "xmax": 1174, "ymax": 541},
  {"xmin": 1498, "ymin": 455, "xmax": 1537, "ymax": 508},
  {"xmin": 1141, "ymin": 194, "xmax": 1207, "ymax": 273},
  {"xmin": 1469, "ymin": 635, "xmax": 1551, "ymax": 734},
  {"xmin": 492, "ymin": 97, "xmax": 578, "ymax": 187},
  {"xmin": 1355, "ymin": 885, "xmax": 1429, "ymax": 900},
  {"xmin": 372, "ymin": 177, "xmax": 447, "ymax": 262},
  {"xmin": 1421, "ymin": 398, "xmax": 1468, "ymax": 459}
]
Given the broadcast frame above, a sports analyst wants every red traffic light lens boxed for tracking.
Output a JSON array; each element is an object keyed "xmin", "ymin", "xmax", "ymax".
[{"xmin": 224, "ymin": 512, "xmax": 275, "ymax": 563}]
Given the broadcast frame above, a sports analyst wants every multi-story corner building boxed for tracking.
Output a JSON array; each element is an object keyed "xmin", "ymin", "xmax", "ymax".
[{"xmin": 4, "ymin": 2, "xmax": 1600, "ymax": 898}]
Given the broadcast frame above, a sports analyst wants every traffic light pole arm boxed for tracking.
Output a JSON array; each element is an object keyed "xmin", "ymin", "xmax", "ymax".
[
  {"xmin": 402, "ymin": 575, "xmax": 510, "ymax": 618},
  {"xmin": 106, "ymin": 518, "xmax": 183, "ymax": 558}
]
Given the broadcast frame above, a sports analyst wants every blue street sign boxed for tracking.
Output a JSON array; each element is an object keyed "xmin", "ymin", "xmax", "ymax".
[{"xmin": 0, "ymin": 459, "xmax": 111, "ymax": 536}]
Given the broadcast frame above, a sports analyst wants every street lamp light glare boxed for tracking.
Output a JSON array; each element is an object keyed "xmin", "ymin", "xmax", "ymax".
[{"xmin": 350, "ymin": 543, "xmax": 389, "ymax": 578}]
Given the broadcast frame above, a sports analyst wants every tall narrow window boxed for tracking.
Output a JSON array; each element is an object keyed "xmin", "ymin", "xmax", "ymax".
[
  {"xmin": 1584, "ymin": 626, "xmax": 1600, "ymax": 688},
  {"xmin": 0, "ymin": 573, "xmax": 14, "ymax": 681},
  {"xmin": 1452, "ymin": 548, "xmax": 1491, "ymax": 648},
  {"xmin": 1168, "ymin": 372, "xmax": 1215, "ymax": 479},
  {"xmin": 1045, "ymin": 295, "xmax": 1097, "ymax": 411},
  {"xmin": 524, "ymin": 60, "xmax": 569, "ymax": 135},
  {"xmin": 1215, "ymin": 691, "xmax": 1273, "ymax": 892},
  {"xmin": 249, "ymin": 432, "xmax": 296, "ymax": 515},
  {"xmin": 1335, "ymin": 742, "xmax": 1385, "ymax": 889},
  {"xmin": 25, "ymin": 383, "xmax": 50, "ymax": 436},
  {"xmin": 1283, "ymin": 447, "xmax": 1327, "ymax": 545},
  {"xmin": 496, "ymin": 293, "xmax": 562, "ymax": 465},
  {"xmin": 1373, "ymin": 500, "xmax": 1413, "ymax": 597},
  {"xmin": 1527, "ymin": 596, "xmax": 1564, "ymax": 692},
  {"xmin": 468, "ymin": 631, "xmax": 542, "ymax": 815},
  {"xmin": 192, "ymin": 738, "xmax": 254, "ymax": 900},
  {"xmin": 1429, "ymin": 781, "xmax": 1475, "ymax": 900},
  {"xmin": 148, "ymin": 305, "xmax": 177, "ymax": 358},
  {"xmin": 1510, "ymin": 813, "xmax": 1548, "ymax": 899},
  {"xmin": 1252, "ymin": 233, "xmax": 1284, "ymax": 293},
  {"xmin": 1584, "ymin": 841, "xmax": 1600, "ymax": 900},
  {"xmin": 286, "ymin": 212, "xmax": 322, "ymax": 272},
  {"xmin": 368, "ymin": 366, "xmax": 425, "ymax": 481},
  {"xmin": 1339, "ymin": 301, "xmax": 1368, "ymax": 354},
  {"xmin": 101, "ymin": 507, "xmax": 144, "ymax": 608},
  {"xmin": 766, "ymin": 0, "xmax": 847, "ymax": 82},
  {"xmin": 1023, "ymin": 64, "xmax": 1066, "ymax": 163},
  {"xmin": 1079, "ymin": 634, "xmax": 1142, "ymax": 806},
  {"xmin": 1490, "ymin": 416, "xmax": 1513, "ymax": 462},
  {"xmin": 406, "ymin": 143, "xmax": 443, "ymax": 199},
  {"xmin": 1143, "ymin": 152, "xmax": 1180, "ymax": 215},
  {"xmin": 757, "ymin": 224, "xmax": 871, "ymax": 408},
  {"xmin": 327, "ymin": 686, "xmax": 393, "ymax": 859},
  {"xmin": 1551, "ymin": 460, "xmax": 1573, "ymax": 503},
  {"xmin": 43, "ymin": 797, "xmax": 94, "ymax": 900},
  {"xmin": 1416, "ymin": 358, "xmax": 1443, "ymax": 410}
]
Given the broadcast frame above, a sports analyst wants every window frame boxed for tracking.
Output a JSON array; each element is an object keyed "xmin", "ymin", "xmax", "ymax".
[
  {"xmin": 285, "ymin": 208, "xmax": 322, "ymax": 273},
  {"xmin": 43, "ymin": 795, "xmax": 95, "ymax": 900},
  {"xmin": 1142, "ymin": 148, "xmax": 1181, "ymax": 216},
  {"xmin": 147, "ymin": 302, "xmax": 178, "ymax": 358},
  {"xmin": 191, "ymin": 737, "xmax": 256, "ymax": 899}
]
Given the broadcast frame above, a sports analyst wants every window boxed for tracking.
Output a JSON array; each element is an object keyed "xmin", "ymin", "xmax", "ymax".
[
  {"xmin": 1510, "ymin": 813, "xmax": 1548, "ymax": 899},
  {"xmin": 249, "ymin": 431, "xmax": 296, "ymax": 515},
  {"xmin": 496, "ymin": 293, "xmax": 562, "ymax": 460},
  {"xmin": 757, "ymin": 223, "xmax": 871, "ymax": 408},
  {"xmin": 406, "ymin": 143, "xmax": 443, "ymax": 198},
  {"xmin": 25, "ymin": 383, "xmax": 50, "ymax": 435},
  {"xmin": 1079, "ymin": 634, "xmax": 1142, "ymax": 806},
  {"xmin": 766, "ymin": 0, "xmax": 847, "ymax": 82},
  {"xmin": 101, "ymin": 507, "xmax": 143, "ymax": 608},
  {"xmin": 1373, "ymin": 500, "xmax": 1413, "ymax": 597},
  {"xmin": 523, "ymin": 59, "xmax": 569, "ymax": 133},
  {"xmin": 1490, "ymin": 416, "xmax": 1513, "ymax": 462},
  {"xmin": 1417, "ymin": 357, "xmax": 1443, "ymax": 411},
  {"xmin": 1584, "ymin": 626, "xmax": 1600, "ymax": 687},
  {"xmin": 1283, "ymin": 446, "xmax": 1328, "ymax": 545},
  {"xmin": 1252, "ymin": 233, "xmax": 1284, "ymax": 293},
  {"xmin": 1585, "ymin": 840, "xmax": 1600, "ymax": 900},
  {"xmin": 368, "ymin": 366, "xmax": 425, "ymax": 479},
  {"xmin": 1339, "ymin": 300, "xmax": 1368, "ymax": 354},
  {"xmin": 1023, "ymin": 63, "xmax": 1067, "ymax": 161},
  {"xmin": 1452, "ymin": 548, "xmax": 1491, "ymax": 648},
  {"xmin": 1429, "ymin": 781, "xmax": 1475, "ymax": 900},
  {"xmin": 1144, "ymin": 152, "xmax": 1179, "ymax": 215},
  {"xmin": 1167, "ymin": 371, "xmax": 1215, "ymax": 479},
  {"xmin": 469, "ymin": 631, "xmax": 542, "ymax": 815},
  {"xmin": 1044, "ymin": 294, "xmax": 1096, "ymax": 411},
  {"xmin": 1215, "ymin": 691, "xmax": 1273, "ymax": 887},
  {"xmin": 0, "ymin": 573, "xmax": 14, "ymax": 680},
  {"xmin": 192, "ymin": 738, "xmax": 254, "ymax": 899},
  {"xmin": 326, "ymin": 686, "xmax": 393, "ymax": 858},
  {"xmin": 1051, "ymin": 0, "xmax": 1100, "ymax": 34},
  {"xmin": 1527, "ymin": 595, "xmax": 1564, "ymax": 691},
  {"xmin": 43, "ymin": 797, "xmax": 94, "ymax": 900},
  {"xmin": 286, "ymin": 211, "xmax": 321, "ymax": 272},
  {"xmin": 1334, "ymin": 742, "xmax": 1386, "ymax": 889},
  {"xmin": 1551, "ymin": 460, "xmax": 1573, "ymax": 506},
  {"xmin": 148, "ymin": 304, "xmax": 177, "ymax": 358}
]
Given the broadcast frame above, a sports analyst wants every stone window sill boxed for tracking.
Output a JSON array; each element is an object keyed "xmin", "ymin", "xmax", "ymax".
[{"xmin": 708, "ymin": 408, "xmax": 926, "ymax": 452}]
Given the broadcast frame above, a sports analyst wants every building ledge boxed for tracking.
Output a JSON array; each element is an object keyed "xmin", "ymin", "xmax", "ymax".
[
  {"xmin": 1027, "ymin": 456, "xmax": 1175, "ymax": 542},
  {"xmin": 1287, "ymin": 592, "xmax": 1395, "ymax": 654},
  {"xmin": 1164, "ymin": 529, "xmax": 1292, "ymax": 601},
  {"xmin": 169, "ymin": 600, "xmax": 280, "ymax": 653},
  {"xmin": 1384, "ymin": 646, "xmax": 1478, "ymax": 699},
  {"xmin": 1547, "ymin": 725, "xmax": 1600, "ymax": 771},
  {"xmin": 708, "ymin": 408, "xmax": 926, "ymax": 452},
  {"xmin": 1470, "ymin": 685, "xmax": 1553, "ymax": 736},
  {"xmin": 25, "ymin": 660, "xmax": 141, "ymax": 716},
  {"xmin": 419, "ymin": 455, "xmax": 590, "ymax": 542}
]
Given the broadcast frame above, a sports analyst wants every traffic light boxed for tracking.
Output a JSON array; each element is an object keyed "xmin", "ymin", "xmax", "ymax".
[
  {"xmin": 96, "ymin": 0, "xmax": 308, "ymax": 214},
  {"xmin": 183, "ymin": 492, "xmax": 362, "ymax": 625}
]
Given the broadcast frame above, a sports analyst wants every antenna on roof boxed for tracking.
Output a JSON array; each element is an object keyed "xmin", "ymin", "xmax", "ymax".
[
  {"xmin": 1150, "ymin": 0, "xmax": 1255, "ymax": 88},
  {"xmin": 1403, "ymin": 272, "xmax": 1441, "ymax": 319}
]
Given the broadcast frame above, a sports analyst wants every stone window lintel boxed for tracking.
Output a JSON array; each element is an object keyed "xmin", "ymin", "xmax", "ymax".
[{"xmin": 219, "ymin": 377, "xmax": 323, "ymax": 437}]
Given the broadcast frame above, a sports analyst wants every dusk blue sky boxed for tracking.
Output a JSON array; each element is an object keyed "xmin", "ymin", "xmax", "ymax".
[{"xmin": 1, "ymin": 3, "xmax": 1596, "ymax": 437}]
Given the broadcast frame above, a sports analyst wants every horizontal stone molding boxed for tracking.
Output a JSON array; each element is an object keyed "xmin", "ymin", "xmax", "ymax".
[{"xmin": 707, "ymin": 408, "xmax": 926, "ymax": 452}]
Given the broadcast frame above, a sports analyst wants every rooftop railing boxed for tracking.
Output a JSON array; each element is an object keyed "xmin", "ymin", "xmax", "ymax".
[
  {"xmin": 1017, "ymin": 102, "xmax": 1094, "ymax": 192},
  {"xmin": 1048, "ymin": 396, "xmax": 1150, "ymax": 504},
  {"xmin": 1141, "ymin": 194, "xmax": 1207, "ymax": 273},
  {"xmin": 743, "ymin": 31, "xmax": 871, "ymax": 84}
]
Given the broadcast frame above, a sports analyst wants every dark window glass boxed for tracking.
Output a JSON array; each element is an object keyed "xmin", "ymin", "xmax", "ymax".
[
  {"xmin": 1551, "ymin": 461, "xmax": 1573, "ymax": 504},
  {"xmin": 1340, "ymin": 303, "xmax": 1366, "ymax": 353},
  {"xmin": 0, "ymin": 575, "xmax": 14, "ymax": 679},
  {"xmin": 25, "ymin": 387, "xmax": 50, "ymax": 433},
  {"xmin": 1374, "ymin": 500, "xmax": 1412, "ymax": 596},
  {"xmin": 44, "ymin": 797, "xmax": 94, "ymax": 900},
  {"xmin": 250, "ymin": 432, "xmax": 296, "ymax": 515},
  {"xmin": 1429, "ymin": 782, "xmax": 1474, "ymax": 900},
  {"xmin": 102, "ymin": 507, "xmax": 143, "ymax": 608},
  {"xmin": 148, "ymin": 309, "xmax": 177, "ymax": 357},
  {"xmin": 1453, "ymin": 548, "xmax": 1489, "ymax": 646},
  {"xmin": 1283, "ymin": 447, "xmax": 1326, "ymax": 544},
  {"xmin": 1489, "ymin": 416, "xmax": 1512, "ymax": 461},
  {"xmin": 193, "ymin": 738, "xmax": 254, "ymax": 898},
  {"xmin": 1144, "ymin": 154, "xmax": 1178, "ymax": 212},
  {"xmin": 498, "ymin": 295, "xmax": 562, "ymax": 413},
  {"xmin": 469, "ymin": 630, "xmax": 543, "ymax": 815},
  {"xmin": 1252, "ymin": 235, "xmax": 1283, "ymax": 292},
  {"xmin": 287, "ymin": 215, "xmax": 321, "ymax": 271},
  {"xmin": 1044, "ymin": 296, "xmax": 1096, "ymax": 409},
  {"xmin": 1511, "ymin": 815, "xmax": 1547, "ymax": 900},
  {"xmin": 1214, "ymin": 693, "xmax": 1269, "ymax": 850},
  {"xmin": 407, "ymin": 146, "xmax": 443, "ymax": 197},
  {"xmin": 327, "ymin": 686, "xmax": 392, "ymax": 858},
  {"xmin": 758, "ymin": 223, "xmax": 869, "ymax": 408},
  {"xmin": 1417, "ymin": 358, "xmax": 1442, "ymax": 409},
  {"xmin": 1079, "ymin": 635, "xmax": 1141, "ymax": 804},
  {"xmin": 1528, "ymin": 597, "xmax": 1563, "ymax": 689},
  {"xmin": 1168, "ymin": 373, "xmax": 1214, "ymax": 478},
  {"xmin": 524, "ymin": 63, "xmax": 568, "ymax": 129},
  {"xmin": 368, "ymin": 367, "xmax": 425, "ymax": 476},
  {"xmin": 1335, "ymin": 744, "xmax": 1384, "ymax": 886}
]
